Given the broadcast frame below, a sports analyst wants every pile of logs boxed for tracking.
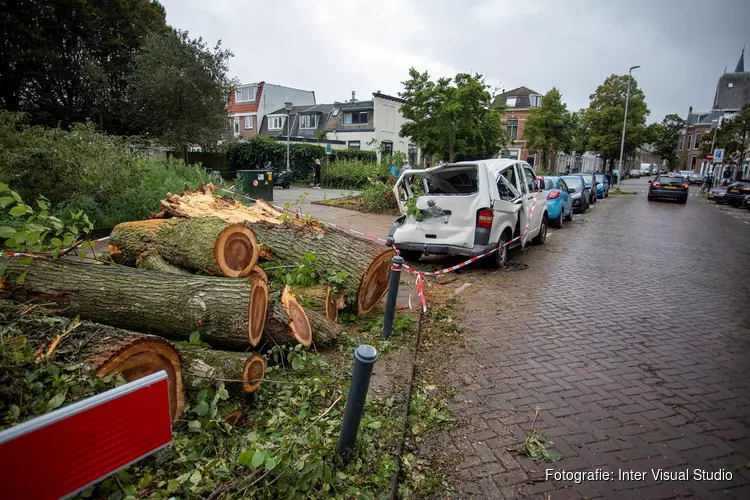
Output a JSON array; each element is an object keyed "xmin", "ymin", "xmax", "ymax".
[{"xmin": 0, "ymin": 184, "xmax": 395, "ymax": 422}]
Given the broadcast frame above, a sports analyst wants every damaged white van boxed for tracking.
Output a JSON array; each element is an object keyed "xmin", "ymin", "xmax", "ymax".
[{"xmin": 388, "ymin": 159, "xmax": 549, "ymax": 268}]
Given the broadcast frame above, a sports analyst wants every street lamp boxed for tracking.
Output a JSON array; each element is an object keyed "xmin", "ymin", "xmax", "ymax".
[
  {"xmin": 616, "ymin": 65, "xmax": 640, "ymax": 190},
  {"xmin": 284, "ymin": 101, "xmax": 293, "ymax": 171}
]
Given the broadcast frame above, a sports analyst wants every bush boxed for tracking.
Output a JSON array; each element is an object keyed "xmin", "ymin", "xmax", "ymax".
[
  {"xmin": 321, "ymin": 160, "xmax": 388, "ymax": 189},
  {"xmin": 329, "ymin": 148, "xmax": 378, "ymax": 163},
  {"xmin": 359, "ymin": 180, "xmax": 399, "ymax": 213},
  {"xmin": 0, "ymin": 111, "xmax": 213, "ymax": 227},
  {"xmin": 226, "ymin": 136, "xmax": 326, "ymax": 183}
]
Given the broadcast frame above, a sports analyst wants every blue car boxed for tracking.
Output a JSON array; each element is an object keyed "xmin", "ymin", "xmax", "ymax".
[
  {"xmin": 594, "ymin": 173, "xmax": 609, "ymax": 198},
  {"xmin": 540, "ymin": 176, "xmax": 573, "ymax": 228}
]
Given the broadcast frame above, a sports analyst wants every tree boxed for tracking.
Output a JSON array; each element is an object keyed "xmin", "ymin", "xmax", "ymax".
[
  {"xmin": 0, "ymin": 0, "xmax": 166, "ymax": 134},
  {"xmin": 584, "ymin": 74, "xmax": 650, "ymax": 172},
  {"xmin": 711, "ymin": 106, "xmax": 750, "ymax": 178},
  {"xmin": 127, "ymin": 29, "xmax": 234, "ymax": 150},
  {"xmin": 523, "ymin": 88, "xmax": 572, "ymax": 172},
  {"xmin": 649, "ymin": 114, "xmax": 686, "ymax": 171},
  {"xmin": 399, "ymin": 68, "xmax": 506, "ymax": 162}
]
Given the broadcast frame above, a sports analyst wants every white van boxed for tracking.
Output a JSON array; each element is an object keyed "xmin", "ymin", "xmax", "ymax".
[{"xmin": 388, "ymin": 159, "xmax": 549, "ymax": 268}]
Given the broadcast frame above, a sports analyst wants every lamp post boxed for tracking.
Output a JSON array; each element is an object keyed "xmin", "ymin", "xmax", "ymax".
[
  {"xmin": 616, "ymin": 65, "xmax": 640, "ymax": 190},
  {"xmin": 284, "ymin": 101, "xmax": 293, "ymax": 171}
]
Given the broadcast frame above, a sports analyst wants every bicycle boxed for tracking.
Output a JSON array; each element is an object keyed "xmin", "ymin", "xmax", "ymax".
[{"xmin": 700, "ymin": 178, "xmax": 713, "ymax": 194}]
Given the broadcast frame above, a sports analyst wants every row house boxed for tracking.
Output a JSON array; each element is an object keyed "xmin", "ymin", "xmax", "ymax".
[{"xmin": 492, "ymin": 86, "xmax": 543, "ymax": 167}]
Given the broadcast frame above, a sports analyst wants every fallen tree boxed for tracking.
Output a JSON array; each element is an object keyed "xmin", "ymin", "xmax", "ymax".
[
  {"xmin": 156, "ymin": 186, "xmax": 395, "ymax": 315},
  {"xmin": 264, "ymin": 288, "xmax": 312, "ymax": 347},
  {"xmin": 175, "ymin": 345, "xmax": 265, "ymax": 394},
  {"xmin": 293, "ymin": 284, "xmax": 344, "ymax": 322},
  {"xmin": 109, "ymin": 217, "xmax": 259, "ymax": 278},
  {"xmin": 1, "ymin": 258, "xmax": 269, "ymax": 349}
]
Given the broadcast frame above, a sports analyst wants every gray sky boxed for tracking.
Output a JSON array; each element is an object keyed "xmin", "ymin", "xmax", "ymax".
[{"xmin": 162, "ymin": 0, "xmax": 749, "ymax": 123}]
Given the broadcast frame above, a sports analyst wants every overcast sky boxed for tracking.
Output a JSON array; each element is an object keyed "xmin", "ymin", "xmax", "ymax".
[{"xmin": 162, "ymin": 0, "xmax": 749, "ymax": 123}]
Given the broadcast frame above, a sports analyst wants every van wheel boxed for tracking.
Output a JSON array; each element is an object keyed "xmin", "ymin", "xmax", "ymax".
[
  {"xmin": 488, "ymin": 234, "xmax": 509, "ymax": 269},
  {"xmin": 533, "ymin": 215, "xmax": 548, "ymax": 245},
  {"xmin": 398, "ymin": 249, "xmax": 422, "ymax": 261}
]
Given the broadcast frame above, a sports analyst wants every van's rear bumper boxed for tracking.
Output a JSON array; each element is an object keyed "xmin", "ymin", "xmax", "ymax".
[{"xmin": 394, "ymin": 242, "xmax": 496, "ymax": 257}]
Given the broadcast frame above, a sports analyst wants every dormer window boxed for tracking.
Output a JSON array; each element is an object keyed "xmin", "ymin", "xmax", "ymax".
[
  {"xmin": 235, "ymin": 86, "xmax": 257, "ymax": 103},
  {"xmin": 506, "ymin": 97, "xmax": 517, "ymax": 107},
  {"xmin": 300, "ymin": 114, "xmax": 318, "ymax": 129},
  {"xmin": 529, "ymin": 94, "xmax": 542, "ymax": 107}
]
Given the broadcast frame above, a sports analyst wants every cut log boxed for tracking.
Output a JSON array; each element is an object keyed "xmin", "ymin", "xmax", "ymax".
[
  {"xmin": 158, "ymin": 186, "xmax": 395, "ymax": 315},
  {"xmin": 136, "ymin": 251, "xmax": 190, "ymax": 275},
  {"xmin": 175, "ymin": 345, "xmax": 265, "ymax": 394},
  {"xmin": 247, "ymin": 265, "xmax": 267, "ymax": 283},
  {"xmin": 263, "ymin": 287, "xmax": 312, "ymax": 347},
  {"xmin": 303, "ymin": 305, "xmax": 345, "ymax": 346},
  {"xmin": 0, "ymin": 258, "xmax": 269, "ymax": 349},
  {"xmin": 0, "ymin": 306, "xmax": 185, "ymax": 422},
  {"xmin": 109, "ymin": 217, "xmax": 259, "ymax": 278},
  {"xmin": 292, "ymin": 284, "xmax": 344, "ymax": 322}
]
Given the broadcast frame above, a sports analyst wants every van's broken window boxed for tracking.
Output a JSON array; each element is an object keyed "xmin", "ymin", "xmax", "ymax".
[{"xmin": 424, "ymin": 167, "xmax": 478, "ymax": 195}]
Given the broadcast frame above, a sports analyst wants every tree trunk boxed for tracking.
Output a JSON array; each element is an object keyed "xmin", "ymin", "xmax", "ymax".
[
  {"xmin": 175, "ymin": 345, "xmax": 265, "ymax": 394},
  {"xmin": 3, "ymin": 308, "xmax": 185, "ymax": 422},
  {"xmin": 109, "ymin": 217, "xmax": 260, "ymax": 278},
  {"xmin": 292, "ymin": 284, "xmax": 343, "ymax": 322},
  {"xmin": 263, "ymin": 287, "xmax": 312, "ymax": 347},
  {"xmin": 1, "ymin": 258, "xmax": 269, "ymax": 349},
  {"xmin": 157, "ymin": 188, "xmax": 395, "ymax": 315},
  {"xmin": 136, "ymin": 251, "xmax": 190, "ymax": 275},
  {"xmin": 304, "ymin": 305, "xmax": 345, "ymax": 346}
]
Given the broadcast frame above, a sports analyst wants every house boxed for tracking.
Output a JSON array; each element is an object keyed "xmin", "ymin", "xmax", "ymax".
[
  {"xmin": 259, "ymin": 103, "xmax": 348, "ymax": 151},
  {"xmin": 492, "ymin": 86, "xmax": 543, "ymax": 166},
  {"xmin": 679, "ymin": 49, "xmax": 749, "ymax": 176},
  {"xmin": 226, "ymin": 82, "xmax": 316, "ymax": 140}
]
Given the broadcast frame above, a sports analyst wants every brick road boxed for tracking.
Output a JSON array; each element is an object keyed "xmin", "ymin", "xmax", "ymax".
[{"xmin": 427, "ymin": 186, "xmax": 750, "ymax": 499}]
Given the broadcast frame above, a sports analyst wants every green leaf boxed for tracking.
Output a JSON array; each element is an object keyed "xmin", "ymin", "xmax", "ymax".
[
  {"xmin": 367, "ymin": 420, "xmax": 382, "ymax": 430},
  {"xmin": 9, "ymin": 205, "xmax": 32, "ymax": 217},
  {"xmin": 189, "ymin": 331, "xmax": 200, "ymax": 344},
  {"xmin": 189, "ymin": 469, "xmax": 201, "ymax": 485},
  {"xmin": 0, "ymin": 197, "xmax": 15, "ymax": 208},
  {"xmin": 0, "ymin": 226, "xmax": 16, "ymax": 238},
  {"xmin": 291, "ymin": 355, "xmax": 304, "ymax": 370},
  {"xmin": 46, "ymin": 364, "xmax": 61, "ymax": 379},
  {"xmin": 188, "ymin": 420, "xmax": 202, "ymax": 432},
  {"xmin": 11, "ymin": 191, "xmax": 24, "ymax": 203},
  {"xmin": 138, "ymin": 474, "xmax": 153, "ymax": 489},
  {"xmin": 166, "ymin": 479, "xmax": 179, "ymax": 493},
  {"xmin": 264, "ymin": 456, "xmax": 278, "ymax": 471},
  {"xmin": 195, "ymin": 400, "xmax": 209, "ymax": 417},
  {"xmin": 0, "ymin": 182, "xmax": 8, "ymax": 192},
  {"xmin": 251, "ymin": 450, "xmax": 265, "ymax": 468},
  {"xmin": 237, "ymin": 450, "xmax": 254, "ymax": 466},
  {"xmin": 47, "ymin": 391, "xmax": 67, "ymax": 410}
]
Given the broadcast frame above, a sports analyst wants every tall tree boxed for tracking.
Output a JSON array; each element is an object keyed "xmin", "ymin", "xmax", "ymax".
[
  {"xmin": 523, "ymin": 88, "xmax": 572, "ymax": 171},
  {"xmin": 711, "ymin": 106, "xmax": 750, "ymax": 178},
  {"xmin": 127, "ymin": 29, "xmax": 234, "ymax": 150},
  {"xmin": 399, "ymin": 68, "xmax": 506, "ymax": 162},
  {"xmin": 585, "ymin": 74, "xmax": 650, "ymax": 172},
  {"xmin": 649, "ymin": 114, "xmax": 686, "ymax": 171},
  {"xmin": 0, "ymin": 0, "xmax": 167, "ymax": 134}
]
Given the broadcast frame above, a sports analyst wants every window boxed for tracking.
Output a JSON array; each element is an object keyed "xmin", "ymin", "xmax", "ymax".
[
  {"xmin": 348, "ymin": 140, "xmax": 360, "ymax": 149},
  {"xmin": 300, "ymin": 114, "xmax": 317, "ymax": 129},
  {"xmin": 558, "ymin": 179, "xmax": 569, "ymax": 193},
  {"xmin": 506, "ymin": 119, "xmax": 519, "ymax": 141},
  {"xmin": 268, "ymin": 116, "xmax": 285, "ymax": 130},
  {"xmin": 694, "ymin": 133, "xmax": 701, "ymax": 149},
  {"xmin": 424, "ymin": 167, "xmax": 479, "ymax": 195},
  {"xmin": 506, "ymin": 97, "xmax": 517, "ymax": 107},
  {"xmin": 382, "ymin": 141, "xmax": 393, "ymax": 156},
  {"xmin": 522, "ymin": 165, "xmax": 537, "ymax": 193},
  {"xmin": 244, "ymin": 116, "xmax": 252, "ymax": 130},
  {"xmin": 235, "ymin": 86, "xmax": 257, "ymax": 103},
  {"xmin": 408, "ymin": 144, "xmax": 418, "ymax": 165},
  {"xmin": 233, "ymin": 117, "xmax": 240, "ymax": 135},
  {"xmin": 686, "ymin": 135, "xmax": 692, "ymax": 151},
  {"xmin": 343, "ymin": 111, "xmax": 369, "ymax": 125},
  {"xmin": 690, "ymin": 157, "xmax": 697, "ymax": 170},
  {"xmin": 529, "ymin": 94, "xmax": 542, "ymax": 107},
  {"xmin": 496, "ymin": 175, "xmax": 520, "ymax": 201},
  {"xmin": 501, "ymin": 166, "xmax": 520, "ymax": 193}
]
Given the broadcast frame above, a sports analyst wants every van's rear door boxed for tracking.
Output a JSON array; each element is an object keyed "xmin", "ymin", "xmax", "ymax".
[{"xmin": 392, "ymin": 164, "xmax": 484, "ymax": 248}]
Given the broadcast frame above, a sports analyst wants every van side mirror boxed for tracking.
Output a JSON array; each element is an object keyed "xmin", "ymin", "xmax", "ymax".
[{"xmin": 648, "ymin": 180, "xmax": 652, "ymax": 184}]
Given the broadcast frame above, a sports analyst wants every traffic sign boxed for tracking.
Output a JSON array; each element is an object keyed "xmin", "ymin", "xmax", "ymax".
[
  {"xmin": 326, "ymin": 144, "xmax": 332, "ymax": 154},
  {"xmin": 706, "ymin": 153, "xmax": 714, "ymax": 161},
  {"xmin": 0, "ymin": 371, "xmax": 172, "ymax": 499},
  {"xmin": 713, "ymin": 149, "xmax": 725, "ymax": 162}
]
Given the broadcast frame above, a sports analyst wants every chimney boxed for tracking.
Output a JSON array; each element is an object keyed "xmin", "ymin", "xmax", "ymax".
[{"xmin": 351, "ymin": 91, "xmax": 356, "ymax": 102}]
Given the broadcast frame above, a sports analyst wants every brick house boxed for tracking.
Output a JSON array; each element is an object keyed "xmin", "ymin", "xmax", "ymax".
[
  {"xmin": 258, "ymin": 103, "xmax": 347, "ymax": 151},
  {"xmin": 226, "ymin": 82, "xmax": 316, "ymax": 140},
  {"xmin": 492, "ymin": 86, "xmax": 543, "ymax": 167}
]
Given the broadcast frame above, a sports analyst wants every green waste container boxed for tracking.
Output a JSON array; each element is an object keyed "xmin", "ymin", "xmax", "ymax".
[{"xmin": 236, "ymin": 170, "xmax": 273, "ymax": 202}]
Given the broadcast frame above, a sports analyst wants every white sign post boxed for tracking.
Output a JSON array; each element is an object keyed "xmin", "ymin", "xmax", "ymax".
[{"xmin": 713, "ymin": 149, "xmax": 725, "ymax": 162}]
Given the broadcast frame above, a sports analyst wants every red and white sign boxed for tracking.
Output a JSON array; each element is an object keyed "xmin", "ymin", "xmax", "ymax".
[
  {"xmin": 706, "ymin": 153, "xmax": 714, "ymax": 160},
  {"xmin": 0, "ymin": 371, "xmax": 172, "ymax": 499}
]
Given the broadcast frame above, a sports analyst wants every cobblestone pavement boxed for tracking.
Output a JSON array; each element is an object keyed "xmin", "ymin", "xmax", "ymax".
[{"xmin": 427, "ymin": 190, "xmax": 750, "ymax": 499}]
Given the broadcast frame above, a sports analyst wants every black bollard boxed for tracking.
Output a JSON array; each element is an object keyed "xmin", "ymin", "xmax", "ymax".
[
  {"xmin": 337, "ymin": 344, "xmax": 378, "ymax": 461},
  {"xmin": 382, "ymin": 255, "xmax": 404, "ymax": 339}
]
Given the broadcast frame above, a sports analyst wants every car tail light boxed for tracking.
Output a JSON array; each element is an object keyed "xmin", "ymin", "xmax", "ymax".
[
  {"xmin": 680, "ymin": 183, "xmax": 689, "ymax": 188},
  {"xmin": 741, "ymin": 187, "xmax": 750, "ymax": 192},
  {"xmin": 653, "ymin": 182, "xmax": 662, "ymax": 187},
  {"xmin": 547, "ymin": 190, "xmax": 560, "ymax": 200},
  {"xmin": 477, "ymin": 209, "xmax": 493, "ymax": 228}
]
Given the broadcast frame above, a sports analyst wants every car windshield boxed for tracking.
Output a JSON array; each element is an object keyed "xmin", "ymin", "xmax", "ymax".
[
  {"xmin": 563, "ymin": 176, "xmax": 583, "ymax": 188},
  {"xmin": 657, "ymin": 175, "xmax": 684, "ymax": 185},
  {"xmin": 692, "ymin": 174, "xmax": 704, "ymax": 179},
  {"xmin": 594, "ymin": 174, "xmax": 605, "ymax": 182},
  {"xmin": 423, "ymin": 166, "xmax": 479, "ymax": 195},
  {"xmin": 579, "ymin": 174, "xmax": 593, "ymax": 183},
  {"xmin": 542, "ymin": 178, "xmax": 556, "ymax": 190}
]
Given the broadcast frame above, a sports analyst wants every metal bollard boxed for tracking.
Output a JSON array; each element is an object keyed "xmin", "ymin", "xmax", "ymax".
[
  {"xmin": 382, "ymin": 255, "xmax": 404, "ymax": 339},
  {"xmin": 337, "ymin": 344, "xmax": 378, "ymax": 461}
]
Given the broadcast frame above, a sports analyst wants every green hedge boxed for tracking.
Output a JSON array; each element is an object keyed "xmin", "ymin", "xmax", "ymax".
[
  {"xmin": 321, "ymin": 160, "xmax": 388, "ymax": 190},
  {"xmin": 329, "ymin": 148, "xmax": 377, "ymax": 163},
  {"xmin": 226, "ymin": 136, "xmax": 326, "ymax": 182}
]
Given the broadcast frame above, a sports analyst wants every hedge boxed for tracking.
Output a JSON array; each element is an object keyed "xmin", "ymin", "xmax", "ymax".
[
  {"xmin": 226, "ymin": 136, "xmax": 326, "ymax": 182},
  {"xmin": 329, "ymin": 148, "xmax": 378, "ymax": 163}
]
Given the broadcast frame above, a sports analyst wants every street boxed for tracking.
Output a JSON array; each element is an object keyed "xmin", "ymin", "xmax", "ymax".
[{"xmin": 426, "ymin": 178, "xmax": 750, "ymax": 499}]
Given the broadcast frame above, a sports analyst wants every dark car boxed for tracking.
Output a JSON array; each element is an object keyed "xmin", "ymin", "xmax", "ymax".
[
  {"xmin": 647, "ymin": 174, "xmax": 689, "ymax": 204},
  {"xmin": 723, "ymin": 180, "xmax": 750, "ymax": 207},
  {"xmin": 744, "ymin": 195, "xmax": 750, "ymax": 211},
  {"xmin": 578, "ymin": 173, "xmax": 598, "ymax": 205},
  {"xmin": 688, "ymin": 173, "xmax": 704, "ymax": 185},
  {"xmin": 561, "ymin": 175, "xmax": 589, "ymax": 213},
  {"xmin": 707, "ymin": 186, "xmax": 728, "ymax": 204}
]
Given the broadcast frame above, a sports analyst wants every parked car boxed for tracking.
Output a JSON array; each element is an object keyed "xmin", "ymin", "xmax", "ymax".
[
  {"xmin": 688, "ymin": 173, "xmax": 704, "ymax": 185},
  {"xmin": 578, "ymin": 173, "xmax": 598, "ymax": 205},
  {"xmin": 639, "ymin": 163, "xmax": 652, "ymax": 176},
  {"xmin": 594, "ymin": 173, "xmax": 609, "ymax": 198},
  {"xmin": 647, "ymin": 174, "xmax": 689, "ymax": 204},
  {"xmin": 679, "ymin": 170, "xmax": 694, "ymax": 180},
  {"xmin": 629, "ymin": 169, "xmax": 641, "ymax": 179},
  {"xmin": 390, "ymin": 159, "xmax": 549, "ymax": 268},
  {"xmin": 561, "ymin": 175, "xmax": 589, "ymax": 213},
  {"xmin": 723, "ymin": 180, "xmax": 750, "ymax": 207},
  {"xmin": 540, "ymin": 176, "xmax": 573, "ymax": 228},
  {"xmin": 744, "ymin": 195, "xmax": 750, "ymax": 211},
  {"xmin": 707, "ymin": 186, "xmax": 728, "ymax": 204}
]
